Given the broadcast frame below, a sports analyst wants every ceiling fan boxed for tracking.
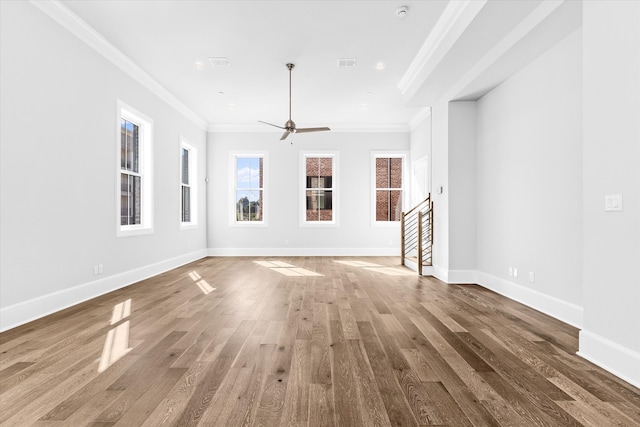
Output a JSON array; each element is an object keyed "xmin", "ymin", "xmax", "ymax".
[{"xmin": 259, "ymin": 63, "xmax": 330, "ymax": 141}]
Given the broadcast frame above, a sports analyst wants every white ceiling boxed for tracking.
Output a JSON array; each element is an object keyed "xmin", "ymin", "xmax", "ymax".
[{"xmin": 58, "ymin": 0, "xmax": 581, "ymax": 131}]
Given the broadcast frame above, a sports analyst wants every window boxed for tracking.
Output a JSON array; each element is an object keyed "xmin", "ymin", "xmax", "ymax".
[
  {"xmin": 117, "ymin": 101, "xmax": 153, "ymax": 236},
  {"xmin": 231, "ymin": 153, "xmax": 266, "ymax": 225},
  {"xmin": 373, "ymin": 153, "xmax": 406, "ymax": 224},
  {"xmin": 180, "ymin": 139, "xmax": 197, "ymax": 229},
  {"xmin": 301, "ymin": 152, "xmax": 338, "ymax": 225}
]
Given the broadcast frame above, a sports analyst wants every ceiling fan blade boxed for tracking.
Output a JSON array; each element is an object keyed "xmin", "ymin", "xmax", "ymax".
[
  {"xmin": 280, "ymin": 131, "xmax": 291, "ymax": 140},
  {"xmin": 258, "ymin": 120, "xmax": 285, "ymax": 129},
  {"xmin": 295, "ymin": 127, "xmax": 331, "ymax": 134}
]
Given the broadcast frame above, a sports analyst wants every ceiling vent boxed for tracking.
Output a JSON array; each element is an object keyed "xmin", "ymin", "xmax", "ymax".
[
  {"xmin": 208, "ymin": 57, "xmax": 231, "ymax": 67},
  {"xmin": 337, "ymin": 58, "xmax": 357, "ymax": 68}
]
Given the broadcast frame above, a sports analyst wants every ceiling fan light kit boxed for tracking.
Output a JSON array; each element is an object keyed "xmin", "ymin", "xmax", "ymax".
[{"xmin": 259, "ymin": 63, "xmax": 331, "ymax": 141}]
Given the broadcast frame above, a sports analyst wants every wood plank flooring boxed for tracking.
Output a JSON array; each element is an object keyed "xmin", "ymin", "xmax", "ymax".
[{"xmin": 1, "ymin": 256, "xmax": 639, "ymax": 426}]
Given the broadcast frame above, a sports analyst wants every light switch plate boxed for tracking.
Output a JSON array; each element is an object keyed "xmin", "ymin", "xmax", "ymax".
[{"xmin": 605, "ymin": 194, "xmax": 623, "ymax": 212}]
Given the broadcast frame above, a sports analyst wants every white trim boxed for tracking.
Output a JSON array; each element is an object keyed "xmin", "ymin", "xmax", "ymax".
[
  {"xmin": 29, "ymin": 0, "xmax": 207, "ymax": 130},
  {"xmin": 427, "ymin": 267, "xmax": 583, "ymax": 328},
  {"xmin": 578, "ymin": 330, "xmax": 640, "ymax": 389},
  {"xmin": 229, "ymin": 152, "xmax": 268, "ymax": 227},
  {"xmin": 207, "ymin": 248, "xmax": 399, "ymax": 257},
  {"xmin": 180, "ymin": 138, "xmax": 198, "ymax": 229},
  {"xmin": 208, "ymin": 123, "xmax": 410, "ymax": 133},
  {"xmin": 445, "ymin": 0, "xmax": 566, "ymax": 102},
  {"xmin": 397, "ymin": 0, "xmax": 487, "ymax": 96},
  {"xmin": 300, "ymin": 151, "xmax": 339, "ymax": 227},
  {"xmin": 447, "ymin": 269, "xmax": 479, "ymax": 284},
  {"xmin": 432, "ymin": 264, "xmax": 450, "ymax": 283},
  {"xmin": 476, "ymin": 270, "xmax": 583, "ymax": 328},
  {"xmin": 408, "ymin": 107, "xmax": 432, "ymax": 131},
  {"xmin": 0, "ymin": 250, "xmax": 208, "ymax": 333},
  {"xmin": 117, "ymin": 100, "xmax": 154, "ymax": 237}
]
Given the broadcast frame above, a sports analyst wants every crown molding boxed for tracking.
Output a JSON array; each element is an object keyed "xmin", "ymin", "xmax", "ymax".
[
  {"xmin": 444, "ymin": 0, "xmax": 566, "ymax": 103},
  {"xmin": 207, "ymin": 123, "xmax": 410, "ymax": 133},
  {"xmin": 30, "ymin": 0, "xmax": 208, "ymax": 130},
  {"xmin": 397, "ymin": 0, "xmax": 487, "ymax": 97},
  {"xmin": 408, "ymin": 107, "xmax": 432, "ymax": 131}
]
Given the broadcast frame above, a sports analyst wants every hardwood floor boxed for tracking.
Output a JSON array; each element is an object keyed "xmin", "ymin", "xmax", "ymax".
[{"xmin": 1, "ymin": 256, "xmax": 639, "ymax": 426}]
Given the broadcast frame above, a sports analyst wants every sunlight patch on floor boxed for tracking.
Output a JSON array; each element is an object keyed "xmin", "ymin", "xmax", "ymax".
[
  {"xmin": 253, "ymin": 261, "xmax": 323, "ymax": 276},
  {"xmin": 334, "ymin": 260, "xmax": 383, "ymax": 268},
  {"xmin": 110, "ymin": 299, "xmax": 131, "ymax": 325},
  {"xmin": 189, "ymin": 271, "xmax": 216, "ymax": 295},
  {"xmin": 335, "ymin": 260, "xmax": 414, "ymax": 276},
  {"xmin": 99, "ymin": 299, "xmax": 134, "ymax": 373}
]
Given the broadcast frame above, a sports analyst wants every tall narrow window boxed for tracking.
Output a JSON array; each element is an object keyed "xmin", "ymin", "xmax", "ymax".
[
  {"xmin": 301, "ymin": 152, "xmax": 338, "ymax": 225},
  {"xmin": 232, "ymin": 153, "xmax": 265, "ymax": 225},
  {"xmin": 180, "ymin": 139, "xmax": 197, "ymax": 228},
  {"xmin": 120, "ymin": 118, "xmax": 140, "ymax": 226},
  {"xmin": 117, "ymin": 101, "xmax": 153, "ymax": 236},
  {"xmin": 373, "ymin": 154, "xmax": 406, "ymax": 223}
]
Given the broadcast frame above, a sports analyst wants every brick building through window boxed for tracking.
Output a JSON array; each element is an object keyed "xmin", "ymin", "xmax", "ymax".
[
  {"xmin": 375, "ymin": 156, "xmax": 403, "ymax": 222},
  {"xmin": 305, "ymin": 156, "xmax": 333, "ymax": 222}
]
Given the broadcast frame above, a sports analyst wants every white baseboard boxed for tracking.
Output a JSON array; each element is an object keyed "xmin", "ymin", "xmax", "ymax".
[
  {"xmin": 432, "ymin": 264, "xmax": 449, "ymax": 282},
  {"xmin": 447, "ymin": 269, "xmax": 478, "ymax": 284},
  {"xmin": 207, "ymin": 247, "xmax": 400, "ymax": 257},
  {"xmin": 0, "ymin": 249, "xmax": 207, "ymax": 333},
  {"xmin": 428, "ymin": 268, "xmax": 583, "ymax": 329},
  {"xmin": 578, "ymin": 330, "xmax": 640, "ymax": 389},
  {"xmin": 476, "ymin": 271, "xmax": 583, "ymax": 328}
]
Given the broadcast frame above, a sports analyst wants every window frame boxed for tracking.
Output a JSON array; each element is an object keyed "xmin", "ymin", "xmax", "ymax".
[
  {"xmin": 116, "ymin": 100, "xmax": 154, "ymax": 237},
  {"xmin": 300, "ymin": 151, "xmax": 339, "ymax": 227},
  {"xmin": 180, "ymin": 138, "xmax": 198, "ymax": 230},
  {"xmin": 371, "ymin": 151, "xmax": 408, "ymax": 227},
  {"xmin": 229, "ymin": 151, "xmax": 267, "ymax": 227}
]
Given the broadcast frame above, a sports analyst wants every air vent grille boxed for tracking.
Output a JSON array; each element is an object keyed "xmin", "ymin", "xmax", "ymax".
[
  {"xmin": 208, "ymin": 57, "xmax": 231, "ymax": 67},
  {"xmin": 337, "ymin": 58, "xmax": 357, "ymax": 68}
]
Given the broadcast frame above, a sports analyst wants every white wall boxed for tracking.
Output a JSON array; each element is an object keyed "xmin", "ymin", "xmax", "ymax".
[
  {"xmin": 430, "ymin": 99, "xmax": 451, "ymax": 274},
  {"xmin": 207, "ymin": 131, "xmax": 409, "ymax": 255},
  {"xmin": 475, "ymin": 29, "xmax": 583, "ymax": 313},
  {"xmin": 448, "ymin": 102, "xmax": 477, "ymax": 271},
  {"xmin": 409, "ymin": 114, "xmax": 432, "ymax": 204},
  {"xmin": 0, "ymin": 1, "xmax": 207, "ymax": 331},
  {"xmin": 580, "ymin": 0, "xmax": 640, "ymax": 387}
]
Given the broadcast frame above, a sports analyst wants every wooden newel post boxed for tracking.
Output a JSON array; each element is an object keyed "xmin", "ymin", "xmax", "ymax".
[
  {"xmin": 417, "ymin": 211, "xmax": 423, "ymax": 275},
  {"xmin": 400, "ymin": 212, "xmax": 405, "ymax": 265}
]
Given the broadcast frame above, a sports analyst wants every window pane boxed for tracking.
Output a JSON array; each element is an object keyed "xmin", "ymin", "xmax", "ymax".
[
  {"xmin": 306, "ymin": 190, "xmax": 332, "ymax": 221},
  {"xmin": 305, "ymin": 156, "xmax": 333, "ymax": 222},
  {"xmin": 132, "ymin": 175, "xmax": 141, "ymax": 225},
  {"xmin": 319, "ymin": 157, "xmax": 333, "ymax": 177},
  {"xmin": 181, "ymin": 148, "xmax": 189, "ymax": 185},
  {"xmin": 120, "ymin": 173, "xmax": 141, "ymax": 225},
  {"xmin": 375, "ymin": 158, "xmax": 389, "ymax": 188},
  {"xmin": 121, "ymin": 120, "xmax": 139, "ymax": 173},
  {"xmin": 389, "ymin": 157, "xmax": 402, "ymax": 188},
  {"xmin": 236, "ymin": 189, "xmax": 262, "ymax": 221},
  {"xmin": 376, "ymin": 189, "xmax": 402, "ymax": 221},
  {"xmin": 389, "ymin": 189, "xmax": 402, "ymax": 221},
  {"xmin": 121, "ymin": 173, "xmax": 129, "ymax": 225},
  {"xmin": 182, "ymin": 186, "xmax": 191, "ymax": 222},
  {"xmin": 120, "ymin": 119, "xmax": 126, "ymax": 170},
  {"xmin": 237, "ymin": 157, "xmax": 262, "ymax": 189}
]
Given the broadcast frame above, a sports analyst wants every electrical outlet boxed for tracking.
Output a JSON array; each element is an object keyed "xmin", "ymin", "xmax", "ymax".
[
  {"xmin": 513, "ymin": 268, "xmax": 518, "ymax": 278},
  {"xmin": 508, "ymin": 267, "xmax": 513, "ymax": 277},
  {"xmin": 529, "ymin": 272, "xmax": 535, "ymax": 282},
  {"xmin": 99, "ymin": 264, "xmax": 103, "ymax": 274},
  {"xmin": 93, "ymin": 265, "xmax": 99, "ymax": 275}
]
